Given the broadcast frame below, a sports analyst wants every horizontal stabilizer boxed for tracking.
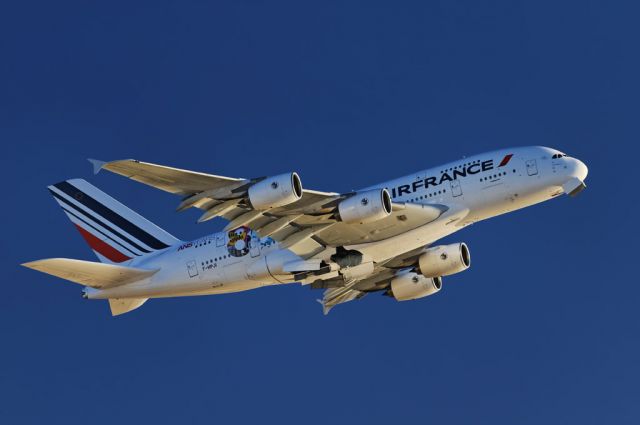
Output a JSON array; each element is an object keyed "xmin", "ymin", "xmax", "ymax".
[{"xmin": 22, "ymin": 258, "xmax": 158, "ymax": 289}]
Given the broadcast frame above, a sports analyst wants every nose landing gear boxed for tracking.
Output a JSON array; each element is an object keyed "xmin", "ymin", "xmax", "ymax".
[{"xmin": 563, "ymin": 178, "xmax": 587, "ymax": 197}]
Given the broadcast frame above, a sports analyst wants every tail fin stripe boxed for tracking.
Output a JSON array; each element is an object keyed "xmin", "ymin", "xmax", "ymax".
[
  {"xmin": 49, "ymin": 189, "xmax": 152, "ymax": 254},
  {"xmin": 73, "ymin": 224, "xmax": 132, "ymax": 263},
  {"xmin": 53, "ymin": 181, "xmax": 170, "ymax": 250},
  {"xmin": 61, "ymin": 206, "xmax": 141, "ymax": 257}
]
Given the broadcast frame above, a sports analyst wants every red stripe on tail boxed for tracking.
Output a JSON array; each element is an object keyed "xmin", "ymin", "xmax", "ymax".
[
  {"xmin": 498, "ymin": 154, "xmax": 513, "ymax": 167},
  {"xmin": 74, "ymin": 224, "xmax": 131, "ymax": 263}
]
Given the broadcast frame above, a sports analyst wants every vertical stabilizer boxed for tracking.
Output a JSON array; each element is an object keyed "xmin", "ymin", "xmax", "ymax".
[{"xmin": 47, "ymin": 179, "xmax": 180, "ymax": 264}]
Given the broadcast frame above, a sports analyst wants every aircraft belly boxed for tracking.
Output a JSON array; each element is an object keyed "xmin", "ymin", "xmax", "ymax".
[
  {"xmin": 87, "ymin": 273, "xmax": 269, "ymax": 299},
  {"xmin": 147, "ymin": 281, "xmax": 266, "ymax": 298}
]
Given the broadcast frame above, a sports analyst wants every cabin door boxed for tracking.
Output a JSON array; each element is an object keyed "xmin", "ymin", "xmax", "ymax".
[
  {"xmin": 526, "ymin": 159, "xmax": 538, "ymax": 176},
  {"xmin": 450, "ymin": 179, "xmax": 463, "ymax": 197}
]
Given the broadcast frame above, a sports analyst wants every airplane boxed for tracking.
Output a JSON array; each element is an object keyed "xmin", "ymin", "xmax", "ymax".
[{"xmin": 22, "ymin": 146, "xmax": 588, "ymax": 316}]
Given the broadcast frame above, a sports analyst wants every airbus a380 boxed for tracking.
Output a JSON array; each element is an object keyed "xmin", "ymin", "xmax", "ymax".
[{"xmin": 23, "ymin": 146, "xmax": 588, "ymax": 315}]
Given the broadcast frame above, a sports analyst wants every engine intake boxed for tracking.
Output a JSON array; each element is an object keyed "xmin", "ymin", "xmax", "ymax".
[
  {"xmin": 337, "ymin": 188, "xmax": 392, "ymax": 224},
  {"xmin": 389, "ymin": 272, "xmax": 442, "ymax": 301},
  {"xmin": 248, "ymin": 172, "xmax": 303, "ymax": 210},
  {"xmin": 418, "ymin": 243, "xmax": 470, "ymax": 278}
]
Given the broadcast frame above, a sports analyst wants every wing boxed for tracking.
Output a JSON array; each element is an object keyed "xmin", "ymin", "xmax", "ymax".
[
  {"xmin": 93, "ymin": 159, "xmax": 448, "ymax": 256},
  {"xmin": 309, "ymin": 205, "xmax": 473, "ymax": 314}
]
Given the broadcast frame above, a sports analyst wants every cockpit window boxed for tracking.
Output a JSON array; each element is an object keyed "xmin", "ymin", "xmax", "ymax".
[{"xmin": 552, "ymin": 153, "xmax": 568, "ymax": 159}]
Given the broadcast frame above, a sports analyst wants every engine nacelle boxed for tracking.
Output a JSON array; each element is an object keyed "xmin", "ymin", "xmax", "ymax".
[
  {"xmin": 248, "ymin": 172, "xmax": 303, "ymax": 210},
  {"xmin": 418, "ymin": 243, "xmax": 470, "ymax": 278},
  {"xmin": 390, "ymin": 272, "xmax": 442, "ymax": 301},
  {"xmin": 337, "ymin": 188, "xmax": 392, "ymax": 224}
]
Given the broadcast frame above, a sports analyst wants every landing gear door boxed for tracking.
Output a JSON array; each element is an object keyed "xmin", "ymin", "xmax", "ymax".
[
  {"xmin": 526, "ymin": 159, "xmax": 538, "ymax": 176},
  {"xmin": 250, "ymin": 230, "xmax": 260, "ymax": 258},
  {"xmin": 450, "ymin": 179, "xmax": 463, "ymax": 197}
]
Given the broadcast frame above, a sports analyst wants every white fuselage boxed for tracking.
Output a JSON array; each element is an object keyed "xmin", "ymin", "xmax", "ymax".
[{"xmin": 85, "ymin": 146, "xmax": 588, "ymax": 300}]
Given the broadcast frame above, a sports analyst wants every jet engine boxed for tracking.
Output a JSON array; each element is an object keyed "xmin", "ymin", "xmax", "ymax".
[
  {"xmin": 418, "ymin": 243, "xmax": 470, "ymax": 278},
  {"xmin": 248, "ymin": 172, "xmax": 303, "ymax": 210},
  {"xmin": 388, "ymin": 272, "xmax": 442, "ymax": 301},
  {"xmin": 337, "ymin": 188, "xmax": 392, "ymax": 224}
]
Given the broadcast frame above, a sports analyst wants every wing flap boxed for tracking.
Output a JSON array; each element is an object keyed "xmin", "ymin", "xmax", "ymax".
[
  {"xmin": 22, "ymin": 258, "xmax": 158, "ymax": 289},
  {"xmin": 318, "ymin": 287, "xmax": 367, "ymax": 315}
]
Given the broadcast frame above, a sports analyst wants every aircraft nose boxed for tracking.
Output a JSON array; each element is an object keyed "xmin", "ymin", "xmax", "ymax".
[
  {"xmin": 561, "ymin": 157, "xmax": 588, "ymax": 197},
  {"xmin": 570, "ymin": 157, "xmax": 589, "ymax": 181}
]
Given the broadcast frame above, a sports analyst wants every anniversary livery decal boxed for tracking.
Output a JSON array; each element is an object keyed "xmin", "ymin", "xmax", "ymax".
[{"xmin": 227, "ymin": 226, "xmax": 252, "ymax": 257}]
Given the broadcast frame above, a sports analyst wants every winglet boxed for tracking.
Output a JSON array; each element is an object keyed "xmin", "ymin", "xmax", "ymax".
[{"xmin": 88, "ymin": 158, "xmax": 107, "ymax": 175}]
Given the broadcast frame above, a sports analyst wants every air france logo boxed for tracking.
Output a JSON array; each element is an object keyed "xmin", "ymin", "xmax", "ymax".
[{"xmin": 389, "ymin": 154, "xmax": 512, "ymax": 198}]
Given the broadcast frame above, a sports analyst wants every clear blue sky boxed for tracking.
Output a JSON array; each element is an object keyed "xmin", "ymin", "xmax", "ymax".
[{"xmin": 1, "ymin": 1, "xmax": 638, "ymax": 424}]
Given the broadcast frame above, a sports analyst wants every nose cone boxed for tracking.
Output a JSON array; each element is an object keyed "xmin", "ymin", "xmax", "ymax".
[
  {"xmin": 562, "ymin": 157, "xmax": 588, "ymax": 197},
  {"xmin": 570, "ymin": 158, "xmax": 589, "ymax": 181}
]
